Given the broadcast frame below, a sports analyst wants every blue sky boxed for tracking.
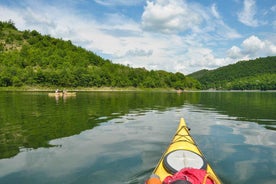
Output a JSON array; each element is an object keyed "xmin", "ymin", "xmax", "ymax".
[{"xmin": 0, "ymin": 0, "xmax": 275, "ymax": 74}]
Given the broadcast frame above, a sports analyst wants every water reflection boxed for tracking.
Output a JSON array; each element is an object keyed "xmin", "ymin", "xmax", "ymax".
[
  {"xmin": 183, "ymin": 107, "xmax": 276, "ymax": 184},
  {"xmin": 0, "ymin": 111, "xmax": 181, "ymax": 183},
  {"xmin": 0, "ymin": 91, "xmax": 275, "ymax": 183},
  {"xmin": 1, "ymin": 106, "xmax": 275, "ymax": 184},
  {"xmin": 0, "ymin": 91, "xmax": 186, "ymax": 159},
  {"xmin": 184, "ymin": 92, "xmax": 276, "ymax": 128}
]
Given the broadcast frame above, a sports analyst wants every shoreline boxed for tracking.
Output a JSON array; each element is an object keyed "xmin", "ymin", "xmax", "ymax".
[
  {"xmin": 0, "ymin": 86, "xmax": 178, "ymax": 92},
  {"xmin": 0, "ymin": 86, "xmax": 275, "ymax": 92}
]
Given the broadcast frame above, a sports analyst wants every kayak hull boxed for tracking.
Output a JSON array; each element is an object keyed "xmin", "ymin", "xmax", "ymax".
[
  {"xmin": 152, "ymin": 118, "xmax": 221, "ymax": 183},
  {"xmin": 48, "ymin": 92, "xmax": 76, "ymax": 97}
]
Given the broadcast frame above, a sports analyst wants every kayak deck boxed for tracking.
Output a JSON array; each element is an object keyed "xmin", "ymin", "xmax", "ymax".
[{"xmin": 152, "ymin": 118, "xmax": 221, "ymax": 183}]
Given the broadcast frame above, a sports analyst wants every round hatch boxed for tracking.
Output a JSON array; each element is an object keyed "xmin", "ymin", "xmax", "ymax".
[{"xmin": 163, "ymin": 149, "xmax": 207, "ymax": 174}]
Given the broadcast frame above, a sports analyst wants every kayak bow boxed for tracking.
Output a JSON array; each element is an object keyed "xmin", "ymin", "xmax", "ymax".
[{"xmin": 149, "ymin": 118, "xmax": 221, "ymax": 183}]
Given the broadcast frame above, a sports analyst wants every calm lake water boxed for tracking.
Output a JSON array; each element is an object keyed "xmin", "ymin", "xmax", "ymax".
[{"xmin": 0, "ymin": 91, "xmax": 275, "ymax": 184}]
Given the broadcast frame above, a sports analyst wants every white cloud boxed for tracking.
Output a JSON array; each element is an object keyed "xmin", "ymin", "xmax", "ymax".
[
  {"xmin": 271, "ymin": 5, "xmax": 276, "ymax": 12},
  {"xmin": 238, "ymin": 0, "xmax": 259, "ymax": 27},
  {"xmin": 208, "ymin": 4, "xmax": 241, "ymax": 40},
  {"xmin": 184, "ymin": 47, "xmax": 233, "ymax": 72},
  {"xmin": 142, "ymin": 0, "xmax": 241, "ymax": 41},
  {"xmin": 273, "ymin": 20, "xmax": 276, "ymax": 30},
  {"xmin": 227, "ymin": 35, "xmax": 276, "ymax": 60},
  {"xmin": 94, "ymin": 0, "xmax": 142, "ymax": 6},
  {"xmin": 241, "ymin": 35, "xmax": 265, "ymax": 54},
  {"xmin": 124, "ymin": 48, "xmax": 153, "ymax": 57},
  {"xmin": 0, "ymin": 6, "xmax": 26, "ymax": 28},
  {"xmin": 227, "ymin": 46, "xmax": 242, "ymax": 59},
  {"xmin": 142, "ymin": 0, "xmax": 202, "ymax": 34},
  {"xmin": 211, "ymin": 4, "xmax": 220, "ymax": 19}
]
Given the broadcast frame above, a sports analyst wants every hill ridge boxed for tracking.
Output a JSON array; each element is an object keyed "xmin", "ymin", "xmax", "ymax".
[
  {"xmin": 0, "ymin": 20, "xmax": 200, "ymax": 90},
  {"xmin": 188, "ymin": 56, "xmax": 276, "ymax": 90}
]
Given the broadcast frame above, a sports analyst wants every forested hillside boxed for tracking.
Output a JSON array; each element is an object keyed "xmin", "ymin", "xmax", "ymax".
[
  {"xmin": 189, "ymin": 56, "xmax": 276, "ymax": 90},
  {"xmin": 0, "ymin": 20, "xmax": 200, "ymax": 90}
]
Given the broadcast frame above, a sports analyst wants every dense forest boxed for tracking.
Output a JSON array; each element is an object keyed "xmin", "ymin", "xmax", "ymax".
[
  {"xmin": 0, "ymin": 20, "xmax": 200, "ymax": 90},
  {"xmin": 189, "ymin": 56, "xmax": 276, "ymax": 90}
]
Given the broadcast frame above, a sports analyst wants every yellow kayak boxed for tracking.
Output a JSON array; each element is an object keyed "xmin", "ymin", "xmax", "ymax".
[{"xmin": 147, "ymin": 118, "xmax": 221, "ymax": 184}]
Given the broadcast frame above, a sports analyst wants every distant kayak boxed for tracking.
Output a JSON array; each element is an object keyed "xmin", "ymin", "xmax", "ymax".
[
  {"xmin": 48, "ymin": 92, "xmax": 76, "ymax": 97},
  {"xmin": 146, "ymin": 118, "xmax": 221, "ymax": 184}
]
